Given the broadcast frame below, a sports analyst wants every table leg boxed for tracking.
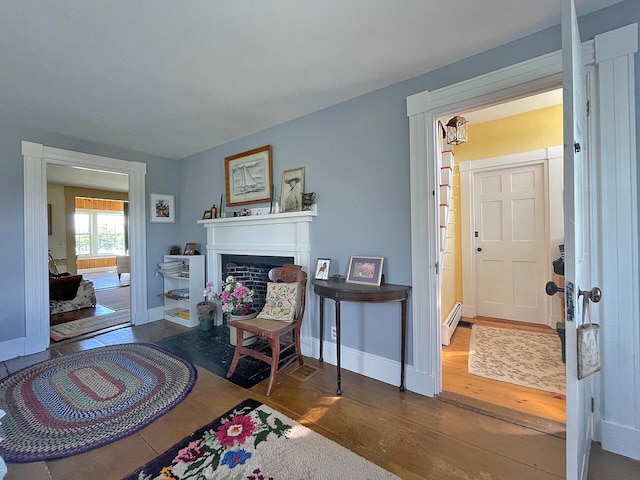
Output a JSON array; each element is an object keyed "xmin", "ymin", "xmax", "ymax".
[
  {"xmin": 400, "ymin": 298, "xmax": 407, "ymax": 392},
  {"xmin": 319, "ymin": 295, "xmax": 325, "ymax": 363},
  {"xmin": 335, "ymin": 300, "xmax": 342, "ymax": 396}
]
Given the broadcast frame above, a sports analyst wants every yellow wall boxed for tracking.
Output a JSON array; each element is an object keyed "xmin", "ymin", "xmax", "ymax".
[{"xmin": 446, "ymin": 104, "xmax": 562, "ymax": 306}]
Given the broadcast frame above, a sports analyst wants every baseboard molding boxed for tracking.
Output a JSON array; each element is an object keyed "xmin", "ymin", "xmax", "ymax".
[
  {"xmin": 0, "ymin": 337, "xmax": 25, "ymax": 362},
  {"xmin": 301, "ymin": 336, "xmax": 429, "ymax": 394},
  {"xmin": 132, "ymin": 307, "xmax": 153, "ymax": 325},
  {"xmin": 600, "ymin": 420, "xmax": 640, "ymax": 461},
  {"xmin": 145, "ymin": 306, "xmax": 165, "ymax": 323}
]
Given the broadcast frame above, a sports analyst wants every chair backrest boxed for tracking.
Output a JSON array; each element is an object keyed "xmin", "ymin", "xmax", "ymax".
[{"xmin": 268, "ymin": 264, "xmax": 307, "ymax": 323}]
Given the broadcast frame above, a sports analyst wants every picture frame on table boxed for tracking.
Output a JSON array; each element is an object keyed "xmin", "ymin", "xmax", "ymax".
[
  {"xmin": 314, "ymin": 258, "xmax": 331, "ymax": 280},
  {"xmin": 149, "ymin": 193, "xmax": 175, "ymax": 223},
  {"xmin": 202, "ymin": 210, "xmax": 212, "ymax": 220},
  {"xmin": 281, "ymin": 167, "xmax": 305, "ymax": 213},
  {"xmin": 225, "ymin": 145, "xmax": 273, "ymax": 207},
  {"xmin": 346, "ymin": 256, "xmax": 384, "ymax": 286},
  {"xmin": 183, "ymin": 243, "xmax": 197, "ymax": 255}
]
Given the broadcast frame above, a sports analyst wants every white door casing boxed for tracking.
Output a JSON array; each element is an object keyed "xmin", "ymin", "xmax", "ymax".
[
  {"xmin": 408, "ymin": 18, "xmax": 638, "ymax": 465},
  {"xmin": 20, "ymin": 142, "xmax": 148, "ymax": 359},
  {"xmin": 473, "ymin": 162, "xmax": 548, "ymax": 323},
  {"xmin": 563, "ymin": 1, "xmax": 594, "ymax": 478}
]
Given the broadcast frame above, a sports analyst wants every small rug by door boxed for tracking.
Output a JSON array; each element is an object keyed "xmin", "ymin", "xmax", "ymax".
[
  {"xmin": 50, "ymin": 309, "xmax": 131, "ymax": 341},
  {"xmin": 95, "ymin": 285, "xmax": 130, "ymax": 311},
  {"xmin": 0, "ymin": 343, "xmax": 197, "ymax": 462},
  {"xmin": 124, "ymin": 398, "xmax": 398, "ymax": 480},
  {"xmin": 156, "ymin": 325, "xmax": 295, "ymax": 390},
  {"xmin": 468, "ymin": 325, "xmax": 566, "ymax": 394}
]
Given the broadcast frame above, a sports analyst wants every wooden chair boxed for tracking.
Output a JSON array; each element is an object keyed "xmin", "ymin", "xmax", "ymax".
[{"xmin": 226, "ymin": 264, "xmax": 307, "ymax": 395}]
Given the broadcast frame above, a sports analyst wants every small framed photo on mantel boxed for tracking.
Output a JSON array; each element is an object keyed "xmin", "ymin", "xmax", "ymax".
[
  {"xmin": 346, "ymin": 256, "xmax": 384, "ymax": 286},
  {"xmin": 281, "ymin": 167, "xmax": 305, "ymax": 213}
]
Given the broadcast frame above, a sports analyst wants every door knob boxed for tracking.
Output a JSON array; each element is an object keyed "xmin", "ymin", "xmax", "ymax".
[
  {"xmin": 545, "ymin": 281, "xmax": 564, "ymax": 296},
  {"xmin": 476, "ymin": 247, "xmax": 482, "ymax": 252},
  {"xmin": 579, "ymin": 286, "xmax": 602, "ymax": 303}
]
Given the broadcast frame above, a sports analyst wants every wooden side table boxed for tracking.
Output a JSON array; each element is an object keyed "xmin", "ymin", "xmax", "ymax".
[{"xmin": 311, "ymin": 278, "xmax": 411, "ymax": 395}]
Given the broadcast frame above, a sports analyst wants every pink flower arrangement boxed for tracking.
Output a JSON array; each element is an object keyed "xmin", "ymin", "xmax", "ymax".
[{"xmin": 219, "ymin": 275, "xmax": 254, "ymax": 315}]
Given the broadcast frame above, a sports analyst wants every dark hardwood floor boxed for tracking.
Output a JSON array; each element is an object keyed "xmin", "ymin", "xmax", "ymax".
[{"xmin": 2, "ymin": 320, "xmax": 638, "ymax": 479}]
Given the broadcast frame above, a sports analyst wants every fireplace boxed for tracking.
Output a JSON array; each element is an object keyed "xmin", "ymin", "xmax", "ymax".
[
  {"xmin": 222, "ymin": 254, "xmax": 294, "ymax": 313},
  {"xmin": 198, "ymin": 208, "xmax": 316, "ymax": 326}
]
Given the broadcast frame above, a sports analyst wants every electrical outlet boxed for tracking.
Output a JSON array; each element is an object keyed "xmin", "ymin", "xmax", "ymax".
[{"xmin": 331, "ymin": 326, "xmax": 337, "ymax": 339}]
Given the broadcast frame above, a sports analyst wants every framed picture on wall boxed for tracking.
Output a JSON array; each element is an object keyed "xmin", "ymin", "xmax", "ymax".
[
  {"xmin": 149, "ymin": 193, "xmax": 175, "ymax": 223},
  {"xmin": 281, "ymin": 167, "xmax": 305, "ymax": 213},
  {"xmin": 225, "ymin": 145, "xmax": 273, "ymax": 207},
  {"xmin": 346, "ymin": 256, "xmax": 384, "ymax": 286}
]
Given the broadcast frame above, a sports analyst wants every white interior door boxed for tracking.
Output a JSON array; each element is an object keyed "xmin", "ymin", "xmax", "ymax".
[
  {"xmin": 474, "ymin": 163, "xmax": 547, "ymax": 323},
  {"xmin": 563, "ymin": 0, "xmax": 595, "ymax": 478}
]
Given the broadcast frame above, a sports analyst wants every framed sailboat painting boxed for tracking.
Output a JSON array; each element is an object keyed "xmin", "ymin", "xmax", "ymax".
[{"xmin": 225, "ymin": 145, "xmax": 273, "ymax": 207}]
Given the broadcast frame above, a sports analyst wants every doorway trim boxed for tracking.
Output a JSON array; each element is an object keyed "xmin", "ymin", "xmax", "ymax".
[
  {"xmin": 459, "ymin": 147, "xmax": 564, "ymax": 326},
  {"xmin": 21, "ymin": 141, "xmax": 148, "ymax": 356},
  {"xmin": 406, "ymin": 48, "xmax": 570, "ymax": 396}
]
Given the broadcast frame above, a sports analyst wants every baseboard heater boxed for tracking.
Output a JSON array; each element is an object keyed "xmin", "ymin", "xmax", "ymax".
[{"xmin": 441, "ymin": 302, "xmax": 462, "ymax": 346}]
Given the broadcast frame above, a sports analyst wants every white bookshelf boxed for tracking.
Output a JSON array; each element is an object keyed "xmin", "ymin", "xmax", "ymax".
[{"xmin": 160, "ymin": 254, "xmax": 205, "ymax": 328}]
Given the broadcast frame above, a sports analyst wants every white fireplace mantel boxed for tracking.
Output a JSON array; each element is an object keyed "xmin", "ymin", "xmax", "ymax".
[{"xmin": 198, "ymin": 209, "xmax": 317, "ymax": 326}]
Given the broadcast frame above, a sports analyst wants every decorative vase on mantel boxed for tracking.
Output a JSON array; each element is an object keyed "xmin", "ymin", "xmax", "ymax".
[
  {"xmin": 196, "ymin": 301, "xmax": 217, "ymax": 331},
  {"xmin": 228, "ymin": 310, "xmax": 258, "ymax": 346}
]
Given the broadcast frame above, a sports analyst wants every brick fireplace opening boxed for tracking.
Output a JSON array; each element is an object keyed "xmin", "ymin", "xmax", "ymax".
[{"xmin": 221, "ymin": 254, "xmax": 294, "ymax": 315}]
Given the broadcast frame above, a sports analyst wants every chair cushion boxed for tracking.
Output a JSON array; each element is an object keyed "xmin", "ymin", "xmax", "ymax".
[
  {"xmin": 258, "ymin": 282, "xmax": 300, "ymax": 322},
  {"xmin": 49, "ymin": 274, "xmax": 83, "ymax": 301}
]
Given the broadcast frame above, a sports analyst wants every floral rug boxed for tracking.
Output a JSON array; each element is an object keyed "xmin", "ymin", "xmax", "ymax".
[
  {"xmin": 125, "ymin": 398, "xmax": 398, "ymax": 480},
  {"xmin": 468, "ymin": 325, "xmax": 566, "ymax": 394},
  {"xmin": 0, "ymin": 343, "xmax": 197, "ymax": 462}
]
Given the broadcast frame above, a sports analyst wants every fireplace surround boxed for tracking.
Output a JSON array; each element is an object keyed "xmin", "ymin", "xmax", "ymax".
[{"xmin": 198, "ymin": 208, "xmax": 316, "ymax": 327}]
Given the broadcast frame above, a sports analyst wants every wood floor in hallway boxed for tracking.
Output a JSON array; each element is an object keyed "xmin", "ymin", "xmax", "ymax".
[
  {"xmin": 2, "ymin": 320, "xmax": 638, "ymax": 479},
  {"xmin": 442, "ymin": 316, "xmax": 566, "ymax": 425}
]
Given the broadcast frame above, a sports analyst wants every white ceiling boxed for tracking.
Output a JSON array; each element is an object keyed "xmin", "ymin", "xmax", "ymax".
[{"xmin": 1, "ymin": 1, "xmax": 621, "ymax": 160}]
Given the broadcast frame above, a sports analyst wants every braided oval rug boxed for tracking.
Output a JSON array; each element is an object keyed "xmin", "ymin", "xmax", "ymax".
[{"xmin": 0, "ymin": 343, "xmax": 197, "ymax": 463}]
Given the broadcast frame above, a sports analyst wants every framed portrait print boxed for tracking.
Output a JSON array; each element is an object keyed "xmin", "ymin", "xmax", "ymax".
[
  {"xmin": 281, "ymin": 167, "xmax": 305, "ymax": 213},
  {"xmin": 346, "ymin": 256, "xmax": 384, "ymax": 286},
  {"xmin": 225, "ymin": 145, "xmax": 273, "ymax": 207},
  {"xmin": 149, "ymin": 193, "xmax": 175, "ymax": 223},
  {"xmin": 314, "ymin": 258, "xmax": 331, "ymax": 280},
  {"xmin": 183, "ymin": 243, "xmax": 197, "ymax": 255}
]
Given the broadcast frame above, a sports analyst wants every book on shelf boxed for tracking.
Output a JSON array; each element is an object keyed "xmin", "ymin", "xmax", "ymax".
[
  {"xmin": 165, "ymin": 308, "xmax": 189, "ymax": 319},
  {"xmin": 168, "ymin": 288, "xmax": 189, "ymax": 298}
]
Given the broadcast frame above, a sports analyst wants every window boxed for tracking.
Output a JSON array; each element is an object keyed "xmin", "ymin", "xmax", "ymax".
[{"xmin": 75, "ymin": 210, "xmax": 126, "ymax": 256}]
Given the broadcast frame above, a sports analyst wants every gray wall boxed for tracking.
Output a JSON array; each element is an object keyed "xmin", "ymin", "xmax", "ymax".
[
  {"xmin": 0, "ymin": 1, "xmax": 637, "ymax": 364},
  {"xmin": 178, "ymin": 0, "xmax": 640, "ymax": 361}
]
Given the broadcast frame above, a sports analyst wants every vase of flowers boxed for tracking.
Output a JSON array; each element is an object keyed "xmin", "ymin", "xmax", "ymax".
[
  {"xmin": 220, "ymin": 275, "xmax": 258, "ymax": 346},
  {"xmin": 198, "ymin": 281, "xmax": 219, "ymax": 331}
]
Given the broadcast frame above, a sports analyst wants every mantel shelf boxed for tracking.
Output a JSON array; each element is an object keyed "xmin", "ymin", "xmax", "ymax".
[{"xmin": 197, "ymin": 208, "xmax": 317, "ymax": 228}]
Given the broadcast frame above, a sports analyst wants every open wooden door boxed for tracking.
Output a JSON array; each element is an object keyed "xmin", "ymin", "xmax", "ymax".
[{"xmin": 562, "ymin": 0, "xmax": 600, "ymax": 478}]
